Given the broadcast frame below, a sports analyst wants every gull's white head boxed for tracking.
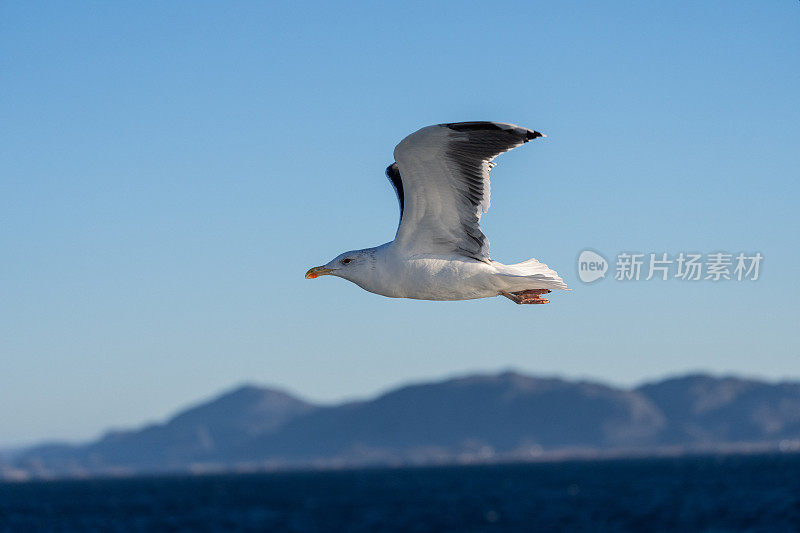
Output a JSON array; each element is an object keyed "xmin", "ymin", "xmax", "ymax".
[{"xmin": 305, "ymin": 249, "xmax": 374, "ymax": 285}]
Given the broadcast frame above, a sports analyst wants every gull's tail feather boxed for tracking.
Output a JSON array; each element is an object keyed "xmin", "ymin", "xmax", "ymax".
[{"xmin": 496, "ymin": 257, "xmax": 569, "ymax": 291}]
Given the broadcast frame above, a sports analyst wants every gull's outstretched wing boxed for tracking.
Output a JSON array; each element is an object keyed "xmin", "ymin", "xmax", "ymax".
[{"xmin": 388, "ymin": 121, "xmax": 543, "ymax": 261}]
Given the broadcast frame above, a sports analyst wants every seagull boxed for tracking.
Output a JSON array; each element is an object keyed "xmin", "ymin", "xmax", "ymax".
[{"xmin": 305, "ymin": 121, "xmax": 568, "ymax": 304}]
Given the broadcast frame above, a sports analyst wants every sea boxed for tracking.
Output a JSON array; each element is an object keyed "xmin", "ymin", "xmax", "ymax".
[{"xmin": 1, "ymin": 454, "xmax": 799, "ymax": 532}]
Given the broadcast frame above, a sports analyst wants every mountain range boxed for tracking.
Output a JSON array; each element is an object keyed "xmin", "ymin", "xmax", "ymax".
[{"xmin": 4, "ymin": 371, "xmax": 800, "ymax": 479}]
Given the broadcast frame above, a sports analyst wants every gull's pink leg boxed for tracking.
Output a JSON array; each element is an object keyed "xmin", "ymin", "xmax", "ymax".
[{"xmin": 501, "ymin": 289, "xmax": 551, "ymax": 305}]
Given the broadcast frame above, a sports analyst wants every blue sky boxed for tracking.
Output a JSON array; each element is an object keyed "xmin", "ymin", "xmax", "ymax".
[{"xmin": 1, "ymin": 1, "xmax": 798, "ymax": 447}]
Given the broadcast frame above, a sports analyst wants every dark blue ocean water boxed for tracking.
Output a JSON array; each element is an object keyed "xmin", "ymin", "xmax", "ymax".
[{"xmin": 1, "ymin": 454, "xmax": 799, "ymax": 532}]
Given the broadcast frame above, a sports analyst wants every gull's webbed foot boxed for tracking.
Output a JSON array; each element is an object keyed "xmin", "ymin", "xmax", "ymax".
[{"xmin": 500, "ymin": 289, "xmax": 551, "ymax": 305}]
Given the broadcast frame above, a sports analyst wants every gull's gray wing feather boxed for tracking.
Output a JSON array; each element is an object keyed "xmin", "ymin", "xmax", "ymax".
[{"xmin": 390, "ymin": 121, "xmax": 543, "ymax": 261}]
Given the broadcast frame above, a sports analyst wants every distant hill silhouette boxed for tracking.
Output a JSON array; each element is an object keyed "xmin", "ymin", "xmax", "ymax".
[
  {"xmin": 238, "ymin": 373, "xmax": 665, "ymax": 463},
  {"xmin": 13, "ymin": 385, "xmax": 314, "ymax": 476},
  {"xmin": 638, "ymin": 374, "xmax": 800, "ymax": 444},
  {"xmin": 6, "ymin": 372, "xmax": 800, "ymax": 478}
]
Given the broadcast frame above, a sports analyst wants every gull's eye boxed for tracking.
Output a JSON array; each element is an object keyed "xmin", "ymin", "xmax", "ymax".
[{"xmin": 342, "ymin": 258, "xmax": 351, "ymax": 265}]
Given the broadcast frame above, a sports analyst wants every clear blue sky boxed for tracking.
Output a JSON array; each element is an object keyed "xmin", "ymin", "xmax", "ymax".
[{"xmin": 1, "ymin": 1, "xmax": 798, "ymax": 447}]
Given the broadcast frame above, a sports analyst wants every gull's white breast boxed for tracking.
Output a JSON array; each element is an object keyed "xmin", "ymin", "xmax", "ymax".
[{"xmin": 356, "ymin": 245, "xmax": 503, "ymax": 301}]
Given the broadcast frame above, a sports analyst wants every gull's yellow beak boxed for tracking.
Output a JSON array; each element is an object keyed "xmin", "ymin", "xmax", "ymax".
[{"xmin": 305, "ymin": 266, "xmax": 333, "ymax": 279}]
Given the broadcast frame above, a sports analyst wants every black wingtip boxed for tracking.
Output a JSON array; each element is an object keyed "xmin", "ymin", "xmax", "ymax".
[
  {"xmin": 525, "ymin": 130, "xmax": 545, "ymax": 141},
  {"xmin": 443, "ymin": 121, "xmax": 544, "ymax": 142},
  {"xmin": 444, "ymin": 121, "xmax": 505, "ymax": 132}
]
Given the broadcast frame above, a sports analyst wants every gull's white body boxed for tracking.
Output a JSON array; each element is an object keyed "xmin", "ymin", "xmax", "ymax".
[
  {"xmin": 342, "ymin": 244, "xmax": 566, "ymax": 301},
  {"xmin": 307, "ymin": 121, "xmax": 568, "ymax": 302}
]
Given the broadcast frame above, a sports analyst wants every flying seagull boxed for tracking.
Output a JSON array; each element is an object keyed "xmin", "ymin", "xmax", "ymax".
[{"xmin": 305, "ymin": 121, "xmax": 568, "ymax": 304}]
